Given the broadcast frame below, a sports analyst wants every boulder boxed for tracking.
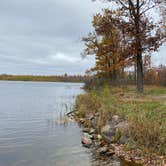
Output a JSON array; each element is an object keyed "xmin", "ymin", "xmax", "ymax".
[
  {"xmin": 101, "ymin": 124, "xmax": 111, "ymax": 133},
  {"xmin": 119, "ymin": 135, "xmax": 128, "ymax": 144},
  {"xmin": 115, "ymin": 121, "xmax": 129, "ymax": 134},
  {"xmin": 101, "ymin": 124, "xmax": 116, "ymax": 137},
  {"xmin": 102, "ymin": 133, "xmax": 114, "ymax": 143},
  {"xmin": 81, "ymin": 133, "xmax": 92, "ymax": 148}
]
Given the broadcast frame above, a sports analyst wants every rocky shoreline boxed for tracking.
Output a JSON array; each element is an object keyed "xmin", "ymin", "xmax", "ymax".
[{"xmin": 67, "ymin": 111, "xmax": 166, "ymax": 166}]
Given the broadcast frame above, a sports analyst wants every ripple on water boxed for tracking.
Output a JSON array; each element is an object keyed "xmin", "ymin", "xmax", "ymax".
[{"xmin": 0, "ymin": 81, "xmax": 123, "ymax": 166}]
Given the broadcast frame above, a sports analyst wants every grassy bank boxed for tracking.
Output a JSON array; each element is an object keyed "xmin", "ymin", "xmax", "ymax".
[{"xmin": 75, "ymin": 85, "xmax": 166, "ymax": 157}]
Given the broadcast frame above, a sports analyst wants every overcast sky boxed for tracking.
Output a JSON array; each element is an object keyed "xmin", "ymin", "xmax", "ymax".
[{"xmin": 0, "ymin": 0, "xmax": 165, "ymax": 75}]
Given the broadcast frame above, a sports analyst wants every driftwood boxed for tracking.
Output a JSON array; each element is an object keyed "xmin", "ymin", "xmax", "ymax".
[{"xmin": 66, "ymin": 110, "xmax": 75, "ymax": 117}]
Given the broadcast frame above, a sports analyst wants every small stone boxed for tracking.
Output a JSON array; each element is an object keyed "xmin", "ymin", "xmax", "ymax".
[
  {"xmin": 89, "ymin": 128, "xmax": 95, "ymax": 134},
  {"xmin": 75, "ymin": 112, "xmax": 79, "ymax": 116},
  {"xmin": 98, "ymin": 146, "xmax": 109, "ymax": 155},
  {"xmin": 89, "ymin": 115, "xmax": 94, "ymax": 120},
  {"xmin": 82, "ymin": 127, "xmax": 89, "ymax": 133},
  {"xmin": 95, "ymin": 112, "xmax": 99, "ymax": 116},
  {"xmin": 97, "ymin": 134, "xmax": 102, "ymax": 140},
  {"xmin": 79, "ymin": 118, "xmax": 85, "ymax": 124},
  {"xmin": 134, "ymin": 157, "xmax": 142, "ymax": 160}
]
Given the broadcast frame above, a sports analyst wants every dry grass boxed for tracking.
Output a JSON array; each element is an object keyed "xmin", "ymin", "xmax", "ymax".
[{"xmin": 75, "ymin": 85, "xmax": 166, "ymax": 156}]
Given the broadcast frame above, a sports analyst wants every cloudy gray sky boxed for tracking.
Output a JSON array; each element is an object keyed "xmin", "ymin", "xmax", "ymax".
[{"xmin": 0, "ymin": 0, "xmax": 165, "ymax": 75}]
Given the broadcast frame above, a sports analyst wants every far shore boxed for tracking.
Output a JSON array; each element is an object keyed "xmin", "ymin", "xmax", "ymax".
[{"xmin": 0, "ymin": 74, "xmax": 87, "ymax": 83}]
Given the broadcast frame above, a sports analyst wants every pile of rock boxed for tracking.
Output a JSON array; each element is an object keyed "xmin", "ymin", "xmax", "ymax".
[
  {"xmin": 80, "ymin": 114, "xmax": 129, "ymax": 146},
  {"xmin": 101, "ymin": 115, "xmax": 129, "ymax": 145},
  {"xmin": 81, "ymin": 128, "xmax": 116, "ymax": 157},
  {"xmin": 79, "ymin": 114, "xmax": 130, "ymax": 160},
  {"xmin": 73, "ymin": 106, "xmax": 166, "ymax": 166}
]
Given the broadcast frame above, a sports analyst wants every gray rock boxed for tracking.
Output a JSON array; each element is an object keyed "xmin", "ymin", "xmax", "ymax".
[
  {"xmin": 82, "ymin": 127, "xmax": 89, "ymax": 133},
  {"xmin": 89, "ymin": 128, "xmax": 95, "ymax": 134},
  {"xmin": 101, "ymin": 124, "xmax": 111, "ymax": 133},
  {"xmin": 89, "ymin": 114, "xmax": 95, "ymax": 120},
  {"xmin": 94, "ymin": 112, "xmax": 99, "ymax": 117},
  {"xmin": 119, "ymin": 135, "xmax": 128, "ymax": 144},
  {"xmin": 98, "ymin": 146, "xmax": 109, "ymax": 155},
  {"xmin": 115, "ymin": 121, "xmax": 129, "ymax": 134},
  {"xmin": 102, "ymin": 133, "xmax": 114, "ymax": 143},
  {"xmin": 101, "ymin": 124, "xmax": 116, "ymax": 137},
  {"xmin": 101, "ymin": 125, "xmax": 111, "ymax": 133},
  {"xmin": 80, "ymin": 118, "xmax": 85, "ymax": 124},
  {"xmin": 81, "ymin": 133, "xmax": 92, "ymax": 148}
]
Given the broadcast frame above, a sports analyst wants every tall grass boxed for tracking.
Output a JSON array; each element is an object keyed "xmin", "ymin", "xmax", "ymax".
[{"xmin": 76, "ymin": 85, "xmax": 166, "ymax": 155}]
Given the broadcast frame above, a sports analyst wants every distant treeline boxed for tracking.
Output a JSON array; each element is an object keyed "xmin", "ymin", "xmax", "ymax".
[
  {"xmin": 84, "ymin": 65, "xmax": 166, "ymax": 89},
  {"xmin": 0, "ymin": 74, "xmax": 89, "ymax": 83}
]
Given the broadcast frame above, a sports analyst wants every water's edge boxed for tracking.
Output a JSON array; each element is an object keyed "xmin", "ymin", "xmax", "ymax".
[{"xmin": 0, "ymin": 81, "xmax": 123, "ymax": 166}]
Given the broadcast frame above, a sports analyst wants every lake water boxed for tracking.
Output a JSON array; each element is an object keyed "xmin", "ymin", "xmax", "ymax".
[{"xmin": 0, "ymin": 81, "xmax": 122, "ymax": 166}]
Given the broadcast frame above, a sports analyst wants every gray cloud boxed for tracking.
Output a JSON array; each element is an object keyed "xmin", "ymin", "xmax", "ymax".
[{"xmin": 0, "ymin": 0, "xmax": 165, "ymax": 75}]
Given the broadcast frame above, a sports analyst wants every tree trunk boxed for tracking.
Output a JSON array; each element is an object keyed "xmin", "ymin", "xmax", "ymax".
[
  {"xmin": 135, "ymin": 0, "xmax": 144, "ymax": 93},
  {"xmin": 134, "ymin": 58, "xmax": 137, "ymax": 84},
  {"xmin": 112, "ymin": 69, "xmax": 117, "ymax": 85},
  {"xmin": 136, "ymin": 52, "xmax": 144, "ymax": 93}
]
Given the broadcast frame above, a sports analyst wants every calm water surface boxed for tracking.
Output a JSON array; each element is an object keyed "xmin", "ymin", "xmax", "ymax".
[{"xmin": 0, "ymin": 81, "xmax": 121, "ymax": 166}]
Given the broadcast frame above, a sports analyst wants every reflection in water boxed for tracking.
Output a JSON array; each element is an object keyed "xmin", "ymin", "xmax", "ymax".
[{"xmin": 0, "ymin": 81, "xmax": 123, "ymax": 166}]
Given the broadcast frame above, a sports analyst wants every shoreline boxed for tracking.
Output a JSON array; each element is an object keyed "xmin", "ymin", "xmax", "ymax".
[
  {"xmin": 72, "ymin": 112, "xmax": 165, "ymax": 166},
  {"xmin": 69, "ymin": 86, "xmax": 166, "ymax": 166}
]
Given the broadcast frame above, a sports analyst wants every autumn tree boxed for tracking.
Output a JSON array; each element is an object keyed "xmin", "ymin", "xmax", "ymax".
[
  {"xmin": 93, "ymin": 0, "xmax": 164, "ymax": 93},
  {"xmin": 82, "ymin": 10, "xmax": 133, "ymax": 83},
  {"xmin": 159, "ymin": 0, "xmax": 166, "ymax": 37}
]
